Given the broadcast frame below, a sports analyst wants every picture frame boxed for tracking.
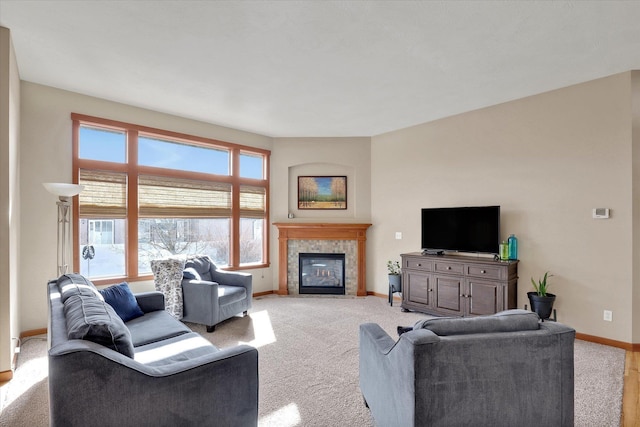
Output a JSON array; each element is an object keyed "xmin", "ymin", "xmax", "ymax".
[{"xmin": 298, "ymin": 176, "xmax": 347, "ymax": 210}]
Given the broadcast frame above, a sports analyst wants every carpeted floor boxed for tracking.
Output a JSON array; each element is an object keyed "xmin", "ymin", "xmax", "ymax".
[{"xmin": 0, "ymin": 295, "xmax": 626, "ymax": 426}]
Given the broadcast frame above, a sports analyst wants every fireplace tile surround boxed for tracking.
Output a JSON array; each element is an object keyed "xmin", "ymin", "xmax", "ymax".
[{"xmin": 273, "ymin": 223, "xmax": 372, "ymax": 296}]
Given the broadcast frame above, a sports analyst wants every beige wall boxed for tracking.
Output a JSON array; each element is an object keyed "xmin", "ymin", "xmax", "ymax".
[
  {"xmin": 269, "ymin": 137, "xmax": 372, "ymax": 289},
  {"xmin": 372, "ymin": 72, "xmax": 635, "ymax": 343},
  {"xmin": 632, "ymin": 71, "xmax": 640, "ymax": 344},
  {"xmin": 0, "ymin": 26, "xmax": 21, "ymax": 373},
  {"xmin": 13, "ymin": 68, "xmax": 640, "ymax": 344},
  {"xmin": 19, "ymin": 82, "xmax": 274, "ymax": 331}
]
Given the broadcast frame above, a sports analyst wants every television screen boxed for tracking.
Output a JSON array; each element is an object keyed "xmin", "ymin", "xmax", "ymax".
[{"xmin": 421, "ymin": 206, "xmax": 500, "ymax": 254}]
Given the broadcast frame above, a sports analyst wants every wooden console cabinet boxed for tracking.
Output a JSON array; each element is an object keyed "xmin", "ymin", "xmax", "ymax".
[{"xmin": 401, "ymin": 252, "xmax": 518, "ymax": 317}]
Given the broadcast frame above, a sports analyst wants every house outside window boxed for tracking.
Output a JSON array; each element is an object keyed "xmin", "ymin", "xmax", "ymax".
[{"xmin": 72, "ymin": 114, "xmax": 270, "ymax": 284}]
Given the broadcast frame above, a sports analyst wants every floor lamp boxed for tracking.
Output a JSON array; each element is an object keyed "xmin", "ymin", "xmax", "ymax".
[{"xmin": 43, "ymin": 183, "xmax": 84, "ymax": 277}]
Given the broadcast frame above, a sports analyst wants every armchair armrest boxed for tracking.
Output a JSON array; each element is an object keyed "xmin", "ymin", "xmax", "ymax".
[
  {"xmin": 210, "ymin": 268, "xmax": 252, "ymax": 290},
  {"xmin": 181, "ymin": 279, "xmax": 220, "ymax": 325},
  {"xmin": 135, "ymin": 291, "xmax": 165, "ymax": 313}
]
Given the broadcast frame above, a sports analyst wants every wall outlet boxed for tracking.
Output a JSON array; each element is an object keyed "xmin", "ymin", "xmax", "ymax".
[
  {"xmin": 395, "ymin": 232, "xmax": 402, "ymax": 240},
  {"xmin": 603, "ymin": 310, "xmax": 613, "ymax": 322}
]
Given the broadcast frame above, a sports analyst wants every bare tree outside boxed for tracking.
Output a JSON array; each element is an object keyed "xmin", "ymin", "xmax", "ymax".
[{"xmin": 298, "ymin": 176, "xmax": 319, "ymax": 208}]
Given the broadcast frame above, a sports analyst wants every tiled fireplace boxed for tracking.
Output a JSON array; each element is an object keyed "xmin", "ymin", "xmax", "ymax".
[{"xmin": 273, "ymin": 223, "xmax": 372, "ymax": 296}]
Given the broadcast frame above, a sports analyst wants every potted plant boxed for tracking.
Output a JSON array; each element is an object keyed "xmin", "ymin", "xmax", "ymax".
[
  {"xmin": 387, "ymin": 260, "xmax": 402, "ymax": 294},
  {"xmin": 528, "ymin": 272, "xmax": 556, "ymax": 320}
]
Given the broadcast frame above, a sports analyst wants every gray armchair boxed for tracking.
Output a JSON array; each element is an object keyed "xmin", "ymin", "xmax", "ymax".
[
  {"xmin": 359, "ymin": 310, "xmax": 575, "ymax": 427},
  {"xmin": 181, "ymin": 256, "xmax": 252, "ymax": 332}
]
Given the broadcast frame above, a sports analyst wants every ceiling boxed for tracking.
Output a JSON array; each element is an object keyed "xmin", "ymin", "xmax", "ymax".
[{"xmin": 2, "ymin": 1, "xmax": 640, "ymax": 138}]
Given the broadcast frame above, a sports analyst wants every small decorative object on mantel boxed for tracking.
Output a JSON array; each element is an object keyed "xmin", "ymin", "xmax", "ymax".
[
  {"xmin": 387, "ymin": 260, "xmax": 402, "ymax": 306},
  {"xmin": 528, "ymin": 271, "xmax": 556, "ymax": 320},
  {"xmin": 508, "ymin": 234, "xmax": 518, "ymax": 260},
  {"xmin": 298, "ymin": 176, "xmax": 347, "ymax": 210}
]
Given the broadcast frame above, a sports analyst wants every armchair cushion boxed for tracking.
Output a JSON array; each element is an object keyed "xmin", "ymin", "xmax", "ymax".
[
  {"xmin": 413, "ymin": 309, "xmax": 540, "ymax": 336},
  {"xmin": 99, "ymin": 282, "xmax": 144, "ymax": 322},
  {"xmin": 183, "ymin": 267, "xmax": 201, "ymax": 281},
  {"xmin": 184, "ymin": 256, "xmax": 214, "ymax": 281}
]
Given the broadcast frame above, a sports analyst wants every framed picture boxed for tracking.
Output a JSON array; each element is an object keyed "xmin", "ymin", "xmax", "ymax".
[{"xmin": 298, "ymin": 176, "xmax": 347, "ymax": 210}]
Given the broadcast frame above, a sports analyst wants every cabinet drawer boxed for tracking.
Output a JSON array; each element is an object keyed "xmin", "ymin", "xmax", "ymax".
[
  {"xmin": 404, "ymin": 258, "xmax": 431, "ymax": 271},
  {"xmin": 434, "ymin": 261, "xmax": 464, "ymax": 275},
  {"xmin": 466, "ymin": 265, "xmax": 503, "ymax": 280}
]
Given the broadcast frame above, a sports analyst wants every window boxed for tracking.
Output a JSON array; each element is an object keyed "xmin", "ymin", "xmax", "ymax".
[{"xmin": 72, "ymin": 114, "xmax": 270, "ymax": 284}]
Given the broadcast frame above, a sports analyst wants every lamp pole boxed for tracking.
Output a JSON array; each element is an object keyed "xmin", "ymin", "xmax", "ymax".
[
  {"xmin": 43, "ymin": 183, "xmax": 84, "ymax": 278},
  {"xmin": 56, "ymin": 196, "xmax": 72, "ymax": 276}
]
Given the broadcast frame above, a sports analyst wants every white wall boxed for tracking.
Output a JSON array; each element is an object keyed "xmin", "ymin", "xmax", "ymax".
[
  {"xmin": 19, "ymin": 82, "xmax": 274, "ymax": 331},
  {"xmin": 371, "ymin": 72, "xmax": 634, "ymax": 343},
  {"xmin": 0, "ymin": 26, "xmax": 21, "ymax": 375}
]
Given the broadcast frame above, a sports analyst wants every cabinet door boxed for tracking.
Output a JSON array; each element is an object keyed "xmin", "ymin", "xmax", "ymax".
[
  {"xmin": 434, "ymin": 275, "xmax": 463, "ymax": 315},
  {"xmin": 405, "ymin": 270, "xmax": 432, "ymax": 306},
  {"xmin": 467, "ymin": 279, "xmax": 501, "ymax": 316}
]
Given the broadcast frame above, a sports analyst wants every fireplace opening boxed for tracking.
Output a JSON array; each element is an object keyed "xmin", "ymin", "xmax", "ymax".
[{"xmin": 299, "ymin": 253, "xmax": 346, "ymax": 295}]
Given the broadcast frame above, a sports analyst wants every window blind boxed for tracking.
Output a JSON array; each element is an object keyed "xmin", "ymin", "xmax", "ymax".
[
  {"xmin": 79, "ymin": 170, "xmax": 127, "ymax": 218},
  {"xmin": 139, "ymin": 175, "xmax": 232, "ymax": 218},
  {"xmin": 239, "ymin": 185, "xmax": 266, "ymax": 218}
]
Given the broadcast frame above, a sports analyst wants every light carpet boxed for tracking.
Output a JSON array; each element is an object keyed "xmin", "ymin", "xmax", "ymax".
[{"xmin": 0, "ymin": 295, "xmax": 626, "ymax": 426}]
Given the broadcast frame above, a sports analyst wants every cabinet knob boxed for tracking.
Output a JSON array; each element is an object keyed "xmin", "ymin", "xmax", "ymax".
[
  {"xmin": 481, "ymin": 270, "xmax": 486, "ymax": 274},
  {"xmin": 417, "ymin": 263, "xmax": 421, "ymax": 267},
  {"xmin": 447, "ymin": 266, "xmax": 451, "ymax": 270}
]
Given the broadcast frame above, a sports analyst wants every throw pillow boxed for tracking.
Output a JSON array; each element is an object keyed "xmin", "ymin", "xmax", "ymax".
[
  {"xmin": 63, "ymin": 294, "xmax": 135, "ymax": 358},
  {"xmin": 99, "ymin": 282, "xmax": 144, "ymax": 322},
  {"xmin": 57, "ymin": 273, "xmax": 104, "ymax": 303},
  {"xmin": 183, "ymin": 267, "xmax": 201, "ymax": 281}
]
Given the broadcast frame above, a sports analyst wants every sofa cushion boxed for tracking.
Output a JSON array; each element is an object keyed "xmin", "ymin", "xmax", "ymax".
[
  {"xmin": 133, "ymin": 332, "xmax": 218, "ymax": 368},
  {"xmin": 99, "ymin": 282, "xmax": 145, "ymax": 322},
  {"xmin": 126, "ymin": 310, "xmax": 192, "ymax": 347},
  {"xmin": 63, "ymin": 293, "xmax": 135, "ymax": 358},
  {"xmin": 57, "ymin": 273, "xmax": 103, "ymax": 303},
  {"xmin": 183, "ymin": 267, "xmax": 201, "ymax": 281},
  {"xmin": 413, "ymin": 309, "xmax": 540, "ymax": 336}
]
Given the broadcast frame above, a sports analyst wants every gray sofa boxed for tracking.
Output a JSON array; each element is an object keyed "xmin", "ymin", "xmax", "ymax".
[
  {"xmin": 359, "ymin": 309, "xmax": 575, "ymax": 427},
  {"xmin": 181, "ymin": 255, "xmax": 253, "ymax": 332},
  {"xmin": 48, "ymin": 274, "xmax": 258, "ymax": 427}
]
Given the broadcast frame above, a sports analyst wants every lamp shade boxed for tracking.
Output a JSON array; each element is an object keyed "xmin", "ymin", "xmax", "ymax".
[{"xmin": 43, "ymin": 183, "xmax": 84, "ymax": 199}]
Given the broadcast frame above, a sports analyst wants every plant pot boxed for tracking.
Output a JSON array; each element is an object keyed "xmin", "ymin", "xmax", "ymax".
[
  {"xmin": 527, "ymin": 292, "xmax": 556, "ymax": 319},
  {"xmin": 388, "ymin": 274, "xmax": 402, "ymax": 293}
]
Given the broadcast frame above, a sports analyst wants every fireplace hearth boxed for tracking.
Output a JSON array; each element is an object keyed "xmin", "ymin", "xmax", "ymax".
[{"xmin": 299, "ymin": 253, "xmax": 345, "ymax": 295}]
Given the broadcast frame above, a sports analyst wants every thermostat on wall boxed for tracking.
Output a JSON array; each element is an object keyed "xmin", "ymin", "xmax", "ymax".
[{"xmin": 592, "ymin": 208, "xmax": 610, "ymax": 219}]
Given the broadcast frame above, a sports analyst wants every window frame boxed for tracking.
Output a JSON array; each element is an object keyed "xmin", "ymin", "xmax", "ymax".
[{"xmin": 72, "ymin": 113, "xmax": 270, "ymax": 285}]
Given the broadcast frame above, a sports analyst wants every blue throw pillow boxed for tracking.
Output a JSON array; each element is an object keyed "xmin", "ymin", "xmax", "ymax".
[
  {"xmin": 183, "ymin": 267, "xmax": 201, "ymax": 280},
  {"xmin": 99, "ymin": 282, "xmax": 144, "ymax": 322}
]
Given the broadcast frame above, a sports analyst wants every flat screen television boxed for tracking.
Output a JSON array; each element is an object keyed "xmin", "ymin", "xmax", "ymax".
[{"xmin": 421, "ymin": 206, "xmax": 500, "ymax": 254}]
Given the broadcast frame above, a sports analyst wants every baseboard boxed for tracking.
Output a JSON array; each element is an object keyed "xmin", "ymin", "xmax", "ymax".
[
  {"xmin": 21, "ymin": 328, "xmax": 47, "ymax": 339},
  {"xmin": 253, "ymin": 290, "xmax": 276, "ymax": 297},
  {"xmin": 0, "ymin": 370, "xmax": 12, "ymax": 382},
  {"xmin": 575, "ymin": 332, "xmax": 639, "ymax": 352}
]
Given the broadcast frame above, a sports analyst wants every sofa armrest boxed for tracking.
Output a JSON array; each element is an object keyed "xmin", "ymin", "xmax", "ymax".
[
  {"xmin": 359, "ymin": 323, "xmax": 439, "ymax": 426},
  {"xmin": 49, "ymin": 341, "xmax": 258, "ymax": 426},
  {"xmin": 135, "ymin": 291, "xmax": 165, "ymax": 313}
]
